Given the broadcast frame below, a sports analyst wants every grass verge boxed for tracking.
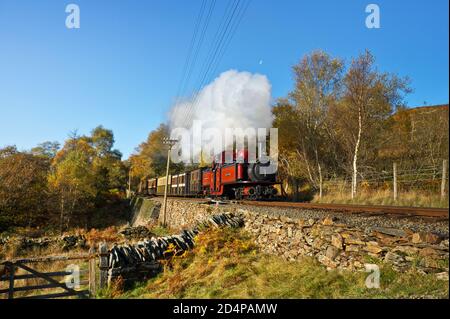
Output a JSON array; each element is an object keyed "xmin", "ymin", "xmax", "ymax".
[{"xmin": 98, "ymin": 228, "xmax": 449, "ymax": 299}]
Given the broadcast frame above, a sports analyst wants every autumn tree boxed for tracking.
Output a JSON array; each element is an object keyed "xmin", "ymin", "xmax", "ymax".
[
  {"xmin": 273, "ymin": 52, "xmax": 345, "ymax": 199},
  {"xmin": 129, "ymin": 123, "xmax": 184, "ymax": 191},
  {"xmin": 31, "ymin": 141, "xmax": 60, "ymax": 159},
  {"xmin": 273, "ymin": 99, "xmax": 305, "ymax": 198},
  {"xmin": 289, "ymin": 51, "xmax": 344, "ymax": 197},
  {"xmin": 90, "ymin": 126, "xmax": 126, "ymax": 192},
  {"xmin": 337, "ymin": 50, "xmax": 410, "ymax": 198},
  {"xmin": 49, "ymin": 138, "xmax": 97, "ymax": 232},
  {"xmin": 49, "ymin": 126, "xmax": 126, "ymax": 231},
  {"xmin": 273, "ymin": 50, "xmax": 412, "ymax": 200},
  {"xmin": 380, "ymin": 105, "xmax": 449, "ymax": 173},
  {"xmin": 0, "ymin": 147, "xmax": 50, "ymax": 230}
]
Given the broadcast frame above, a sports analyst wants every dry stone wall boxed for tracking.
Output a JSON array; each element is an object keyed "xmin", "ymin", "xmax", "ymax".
[
  {"xmin": 0, "ymin": 234, "xmax": 87, "ymax": 252},
  {"xmin": 107, "ymin": 212, "xmax": 244, "ymax": 285},
  {"xmin": 147, "ymin": 197, "xmax": 449, "ymax": 278}
]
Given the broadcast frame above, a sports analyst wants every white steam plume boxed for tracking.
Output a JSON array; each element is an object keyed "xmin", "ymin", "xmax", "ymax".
[{"xmin": 169, "ymin": 70, "xmax": 273, "ymax": 163}]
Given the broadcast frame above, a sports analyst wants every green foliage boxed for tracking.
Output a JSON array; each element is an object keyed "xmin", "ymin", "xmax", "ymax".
[
  {"xmin": 31, "ymin": 141, "xmax": 60, "ymax": 159},
  {"xmin": 91, "ymin": 126, "xmax": 117, "ymax": 158}
]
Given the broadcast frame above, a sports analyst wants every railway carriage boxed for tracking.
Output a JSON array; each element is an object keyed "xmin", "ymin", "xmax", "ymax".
[
  {"xmin": 147, "ymin": 178, "xmax": 158, "ymax": 195},
  {"xmin": 170, "ymin": 173, "xmax": 189, "ymax": 196},
  {"xmin": 144, "ymin": 149, "xmax": 279, "ymax": 200},
  {"xmin": 189, "ymin": 169, "xmax": 203, "ymax": 196},
  {"xmin": 156, "ymin": 175, "xmax": 170, "ymax": 195}
]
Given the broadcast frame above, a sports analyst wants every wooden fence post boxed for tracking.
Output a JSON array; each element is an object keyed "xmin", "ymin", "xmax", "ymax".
[
  {"xmin": 442, "ymin": 159, "xmax": 447, "ymax": 199},
  {"xmin": 8, "ymin": 263, "xmax": 15, "ymax": 299},
  {"xmin": 98, "ymin": 243, "xmax": 109, "ymax": 289},
  {"xmin": 88, "ymin": 246, "xmax": 96, "ymax": 296},
  {"xmin": 393, "ymin": 163, "xmax": 398, "ymax": 201}
]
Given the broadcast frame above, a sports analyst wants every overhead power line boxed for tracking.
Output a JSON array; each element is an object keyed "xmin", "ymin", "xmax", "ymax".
[
  {"xmin": 183, "ymin": 0, "xmax": 252, "ymax": 127},
  {"xmin": 173, "ymin": 0, "xmax": 216, "ymax": 127},
  {"xmin": 179, "ymin": 0, "xmax": 239, "ymax": 128},
  {"xmin": 174, "ymin": 0, "xmax": 207, "ymax": 105}
]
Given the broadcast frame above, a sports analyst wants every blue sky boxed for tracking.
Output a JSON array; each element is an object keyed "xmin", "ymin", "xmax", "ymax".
[{"xmin": 0, "ymin": 0, "xmax": 448, "ymax": 158}]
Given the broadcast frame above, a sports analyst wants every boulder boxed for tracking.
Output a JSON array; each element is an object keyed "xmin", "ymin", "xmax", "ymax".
[
  {"xmin": 364, "ymin": 241, "xmax": 383, "ymax": 255},
  {"xmin": 384, "ymin": 251, "xmax": 405, "ymax": 266},
  {"xmin": 287, "ymin": 227, "xmax": 293, "ymax": 238},
  {"xmin": 345, "ymin": 245, "xmax": 360, "ymax": 252},
  {"xmin": 119, "ymin": 226, "xmax": 154, "ymax": 240},
  {"xmin": 307, "ymin": 218, "xmax": 315, "ymax": 226},
  {"xmin": 322, "ymin": 216, "xmax": 335, "ymax": 226},
  {"xmin": 419, "ymin": 247, "xmax": 440, "ymax": 257},
  {"xmin": 392, "ymin": 245, "xmax": 419, "ymax": 256},
  {"xmin": 411, "ymin": 232, "xmax": 441, "ymax": 244},
  {"xmin": 331, "ymin": 234, "xmax": 344, "ymax": 249},
  {"xmin": 325, "ymin": 245, "xmax": 340, "ymax": 260},
  {"xmin": 312, "ymin": 238, "xmax": 324, "ymax": 250},
  {"xmin": 372, "ymin": 227, "xmax": 407, "ymax": 238},
  {"xmin": 345, "ymin": 237, "xmax": 366, "ymax": 246}
]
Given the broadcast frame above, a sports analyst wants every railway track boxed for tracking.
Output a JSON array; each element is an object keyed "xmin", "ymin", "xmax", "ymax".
[
  {"xmin": 147, "ymin": 195, "xmax": 449, "ymax": 220},
  {"xmin": 238, "ymin": 200, "xmax": 449, "ymax": 220}
]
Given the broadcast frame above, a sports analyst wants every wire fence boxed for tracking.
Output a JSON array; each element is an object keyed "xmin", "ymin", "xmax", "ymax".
[{"xmin": 321, "ymin": 160, "xmax": 448, "ymax": 199}]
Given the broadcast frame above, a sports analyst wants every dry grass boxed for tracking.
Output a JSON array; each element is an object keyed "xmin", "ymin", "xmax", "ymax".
[
  {"xmin": 313, "ymin": 189, "xmax": 448, "ymax": 208},
  {"xmin": 102, "ymin": 228, "xmax": 449, "ymax": 299},
  {"xmin": 0, "ymin": 222, "xmax": 165, "ymax": 299},
  {"xmin": 0, "ymin": 243, "xmax": 91, "ymax": 299},
  {"xmin": 84, "ymin": 226, "xmax": 121, "ymax": 245},
  {"xmin": 0, "ymin": 229, "xmax": 96, "ymax": 299}
]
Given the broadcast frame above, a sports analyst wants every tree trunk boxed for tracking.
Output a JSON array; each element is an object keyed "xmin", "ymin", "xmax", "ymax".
[
  {"xmin": 282, "ymin": 179, "xmax": 289, "ymax": 196},
  {"xmin": 60, "ymin": 195, "xmax": 65, "ymax": 235},
  {"xmin": 127, "ymin": 169, "xmax": 132, "ymax": 199},
  {"xmin": 352, "ymin": 108, "xmax": 362, "ymax": 199},
  {"xmin": 298, "ymin": 149, "xmax": 315, "ymax": 188},
  {"xmin": 293, "ymin": 178, "xmax": 299, "ymax": 202},
  {"xmin": 314, "ymin": 149, "xmax": 323, "ymax": 199},
  {"xmin": 318, "ymin": 163, "xmax": 323, "ymax": 199}
]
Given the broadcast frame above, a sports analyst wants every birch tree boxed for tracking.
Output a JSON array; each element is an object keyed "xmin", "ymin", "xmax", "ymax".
[
  {"xmin": 289, "ymin": 51, "xmax": 344, "ymax": 197},
  {"xmin": 341, "ymin": 50, "xmax": 410, "ymax": 198}
]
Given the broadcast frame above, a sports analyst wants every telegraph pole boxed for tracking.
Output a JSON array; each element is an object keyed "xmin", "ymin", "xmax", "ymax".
[
  {"xmin": 161, "ymin": 137, "xmax": 178, "ymax": 227},
  {"xmin": 127, "ymin": 167, "xmax": 132, "ymax": 199}
]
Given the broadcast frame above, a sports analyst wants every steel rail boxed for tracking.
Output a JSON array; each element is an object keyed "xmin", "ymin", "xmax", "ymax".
[{"xmin": 239, "ymin": 201, "xmax": 449, "ymax": 219}]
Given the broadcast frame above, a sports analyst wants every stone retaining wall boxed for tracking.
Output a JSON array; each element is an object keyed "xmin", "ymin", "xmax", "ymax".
[{"xmin": 147, "ymin": 197, "xmax": 449, "ymax": 278}]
